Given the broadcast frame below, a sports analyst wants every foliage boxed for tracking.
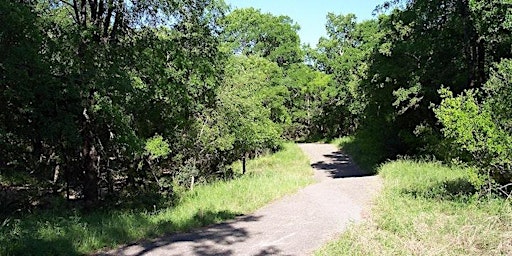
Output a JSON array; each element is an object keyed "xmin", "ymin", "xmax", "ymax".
[
  {"xmin": 282, "ymin": 63, "xmax": 333, "ymax": 139},
  {"xmin": 216, "ymin": 55, "xmax": 285, "ymax": 166},
  {"xmin": 220, "ymin": 8, "xmax": 333, "ymax": 141},
  {"xmin": 435, "ymin": 59, "xmax": 512, "ymax": 185},
  {"xmin": 0, "ymin": 0, "xmax": 288, "ymax": 214},
  {"xmin": 327, "ymin": 0, "xmax": 512, "ymax": 176},
  {"xmin": 220, "ymin": 7, "xmax": 302, "ymax": 66},
  {"xmin": 312, "ymin": 14, "xmax": 382, "ymax": 137},
  {"xmin": 145, "ymin": 135, "xmax": 171, "ymax": 160},
  {"xmin": 0, "ymin": 1, "xmax": 47, "ymax": 170}
]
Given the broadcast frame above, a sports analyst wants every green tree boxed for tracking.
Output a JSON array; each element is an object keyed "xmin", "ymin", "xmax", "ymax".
[
  {"xmin": 219, "ymin": 55, "xmax": 285, "ymax": 172},
  {"xmin": 221, "ymin": 7, "xmax": 302, "ymax": 66},
  {"xmin": 0, "ymin": 0, "xmax": 227, "ymax": 207},
  {"xmin": 312, "ymin": 14, "xmax": 381, "ymax": 137},
  {"xmin": 359, "ymin": 0, "xmax": 512, "ymax": 156},
  {"xmin": 282, "ymin": 63, "xmax": 332, "ymax": 139},
  {"xmin": 0, "ymin": 0, "xmax": 65, "ymax": 190}
]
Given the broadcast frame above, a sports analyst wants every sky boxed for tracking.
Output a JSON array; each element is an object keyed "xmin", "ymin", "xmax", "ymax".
[{"xmin": 223, "ymin": 0, "xmax": 384, "ymax": 46}]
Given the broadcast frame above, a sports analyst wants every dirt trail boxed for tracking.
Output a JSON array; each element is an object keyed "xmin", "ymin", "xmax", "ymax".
[{"xmin": 99, "ymin": 143, "xmax": 382, "ymax": 256}]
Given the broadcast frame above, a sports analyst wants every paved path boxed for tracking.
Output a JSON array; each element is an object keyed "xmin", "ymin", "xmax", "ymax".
[{"xmin": 100, "ymin": 143, "xmax": 382, "ymax": 256}]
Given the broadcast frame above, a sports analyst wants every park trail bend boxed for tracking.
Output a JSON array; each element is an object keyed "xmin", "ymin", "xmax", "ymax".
[{"xmin": 99, "ymin": 143, "xmax": 382, "ymax": 256}]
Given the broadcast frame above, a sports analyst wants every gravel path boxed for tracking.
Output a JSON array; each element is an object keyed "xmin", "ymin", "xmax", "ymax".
[{"xmin": 99, "ymin": 143, "xmax": 382, "ymax": 256}]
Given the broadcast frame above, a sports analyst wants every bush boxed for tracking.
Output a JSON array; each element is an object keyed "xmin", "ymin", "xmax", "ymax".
[{"xmin": 435, "ymin": 59, "xmax": 512, "ymax": 187}]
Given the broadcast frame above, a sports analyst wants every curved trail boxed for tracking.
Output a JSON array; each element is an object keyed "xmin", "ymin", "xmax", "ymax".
[{"xmin": 100, "ymin": 143, "xmax": 382, "ymax": 256}]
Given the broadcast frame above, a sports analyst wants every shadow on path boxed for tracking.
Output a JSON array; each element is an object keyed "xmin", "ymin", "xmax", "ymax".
[
  {"xmin": 311, "ymin": 151, "xmax": 372, "ymax": 179},
  {"xmin": 99, "ymin": 214, "xmax": 286, "ymax": 256}
]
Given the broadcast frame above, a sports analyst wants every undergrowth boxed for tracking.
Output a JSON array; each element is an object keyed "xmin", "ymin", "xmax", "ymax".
[{"xmin": 0, "ymin": 143, "xmax": 313, "ymax": 255}]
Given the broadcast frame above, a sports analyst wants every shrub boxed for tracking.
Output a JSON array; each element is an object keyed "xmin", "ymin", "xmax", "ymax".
[{"xmin": 435, "ymin": 59, "xmax": 512, "ymax": 188}]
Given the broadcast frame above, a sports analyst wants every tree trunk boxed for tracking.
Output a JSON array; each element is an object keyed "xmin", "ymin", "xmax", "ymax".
[
  {"xmin": 106, "ymin": 160, "xmax": 113, "ymax": 194},
  {"xmin": 457, "ymin": 0, "xmax": 484, "ymax": 88},
  {"xmin": 242, "ymin": 154, "xmax": 247, "ymax": 174},
  {"xmin": 81, "ymin": 115, "xmax": 99, "ymax": 206},
  {"xmin": 52, "ymin": 164, "xmax": 60, "ymax": 194},
  {"xmin": 475, "ymin": 37, "xmax": 486, "ymax": 87}
]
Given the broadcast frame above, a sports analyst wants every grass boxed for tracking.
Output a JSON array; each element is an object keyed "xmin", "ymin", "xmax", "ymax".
[
  {"xmin": 0, "ymin": 143, "xmax": 313, "ymax": 256},
  {"xmin": 316, "ymin": 158, "xmax": 512, "ymax": 256}
]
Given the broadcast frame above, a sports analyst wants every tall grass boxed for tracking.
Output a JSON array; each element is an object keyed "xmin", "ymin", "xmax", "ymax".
[
  {"xmin": 0, "ymin": 143, "xmax": 313, "ymax": 255},
  {"xmin": 316, "ymin": 159, "xmax": 512, "ymax": 255}
]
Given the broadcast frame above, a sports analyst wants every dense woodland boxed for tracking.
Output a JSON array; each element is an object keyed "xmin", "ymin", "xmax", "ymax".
[{"xmin": 1, "ymin": 0, "xmax": 511, "ymax": 215}]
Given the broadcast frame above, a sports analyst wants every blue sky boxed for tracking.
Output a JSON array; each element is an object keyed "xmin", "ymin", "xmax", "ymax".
[{"xmin": 223, "ymin": 0, "xmax": 383, "ymax": 46}]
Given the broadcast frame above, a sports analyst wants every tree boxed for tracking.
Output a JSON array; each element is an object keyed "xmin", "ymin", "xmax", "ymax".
[
  {"xmin": 312, "ymin": 14, "xmax": 381, "ymax": 137},
  {"xmin": 358, "ymin": 0, "xmax": 508, "ymax": 156},
  {"xmin": 218, "ymin": 55, "xmax": 284, "ymax": 173},
  {"xmin": 0, "ymin": 0, "xmax": 227, "ymax": 207},
  {"xmin": 281, "ymin": 63, "xmax": 332, "ymax": 139},
  {"xmin": 0, "ymin": 0, "xmax": 64, "ymax": 189},
  {"xmin": 221, "ymin": 8, "xmax": 302, "ymax": 66},
  {"xmin": 39, "ymin": 0, "xmax": 188, "ymax": 204}
]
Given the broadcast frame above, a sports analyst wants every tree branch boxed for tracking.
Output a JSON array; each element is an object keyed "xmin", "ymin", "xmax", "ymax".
[
  {"xmin": 62, "ymin": 0, "xmax": 81, "ymax": 25},
  {"xmin": 109, "ymin": 0, "xmax": 124, "ymax": 42}
]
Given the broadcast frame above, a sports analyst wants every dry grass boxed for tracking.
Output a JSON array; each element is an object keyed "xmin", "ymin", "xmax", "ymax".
[{"xmin": 316, "ymin": 160, "xmax": 512, "ymax": 256}]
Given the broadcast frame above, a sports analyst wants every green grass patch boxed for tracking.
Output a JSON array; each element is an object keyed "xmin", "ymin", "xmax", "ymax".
[
  {"xmin": 0, "ymin": 143, "xmax": 313, "ymax": 256},
  {"xmin": 316, "ymin": 159, "xmax": 512, "ymax": 256}
]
